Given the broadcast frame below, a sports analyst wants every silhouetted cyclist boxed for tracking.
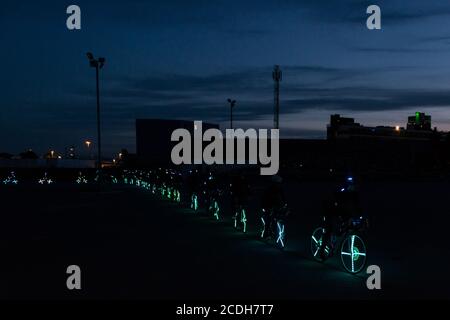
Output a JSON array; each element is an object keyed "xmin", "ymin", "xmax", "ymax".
[
  {"xmin": 319, "ymin": 176, "xmax": 363, "ymax": 259},
  {"xmin": 260, "ymin": 175, "xmax": 289, "ymax": 237},
  {"xmin": 231, "ymin": 173, "xmax": 250, "ymax": 209},
  {"xmin": 261, "ymin": 175, "xmax": 286, "ymax": 213},
  {"xmin": 203, "ymin": 171, "xmax": 215, "ymax": 204},
  {"xmin": 187, "ymin": 168, "xmax": 202, "ymax": 208}
]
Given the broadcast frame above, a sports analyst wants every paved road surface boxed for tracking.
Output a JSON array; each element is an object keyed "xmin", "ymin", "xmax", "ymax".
[{"xmin": 0, "ymin": 182, "xmax": 448, "ymax": 300}]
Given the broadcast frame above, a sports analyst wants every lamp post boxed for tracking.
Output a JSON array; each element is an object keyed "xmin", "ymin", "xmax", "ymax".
[
  {"xmin": 85, "ymin": 140, "xmax": 92, "ymax": 160},
  {"xmin": 227, "ymin": 99, "xmax": 236, "ymax": 129},
  {"xmin": 273, "ymin": 65, "xmax": 282, "ymax": 130},
  {"xmin": 86, "ymin": 52, "xmax": 105, "ymax": 170}
]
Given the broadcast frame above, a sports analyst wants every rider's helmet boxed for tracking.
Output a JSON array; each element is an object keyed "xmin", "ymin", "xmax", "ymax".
[{"xmin": 339, "ymin": 176, "xmax": 357, "ymax": 193}]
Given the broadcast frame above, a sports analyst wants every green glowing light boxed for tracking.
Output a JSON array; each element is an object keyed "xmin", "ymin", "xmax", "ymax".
[
  {"xmin": 351, "ymin": 235, "xmax": 355, "ymax": 272},
  {"xmin": 191, "ymin": 194, "xmax": 198, "ymax": 211},
  {"xmin": 276, "ymin": 221, "xmax": 285, "ymax": 247},
  {"xmin": 260, "ymin": 217, "xmax": 266, "ymax": 238},
  {"xmin": 311, "ymin": 226, "xmax": 332, "ymax": 261},
  {"xmin": 241, "ymin": 209, "xmax": 247, "ymax": 233},
  {"xmin": 212, "ymin": 201, "xmax": 220, "ymax": 220},
  {"xmin": 352, "ymin": 247, "xmax": 360, "ymax": 261}
]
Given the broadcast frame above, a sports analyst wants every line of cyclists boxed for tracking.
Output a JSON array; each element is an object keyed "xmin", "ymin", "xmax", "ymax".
[{"xmin": 122, "ymin": 168, "xmax": 369, "ymax": 274}]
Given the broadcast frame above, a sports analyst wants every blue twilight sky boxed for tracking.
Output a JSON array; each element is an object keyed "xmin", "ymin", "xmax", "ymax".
[{"xmin": 2, "ymin": 0, "xmax": 450, "ymax": 157}]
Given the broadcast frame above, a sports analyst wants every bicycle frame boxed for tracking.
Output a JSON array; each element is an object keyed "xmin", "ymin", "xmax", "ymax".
[
  {"xmin": 311, "ymin": 216, "xmax": 368, "ymax": 274},
  {"xmin": 260, "ymin": 211, "xmax": 286, "ymax": 249},
  {"xmin": 208, "ymin": 197, "xmax": 220, "ymax": 220},
  {"xmin": 233, "ymin": 205, "xmax": 247, "ymax": 233},
  {"xmin": 191, "ymin": 193, "xmax": 198, "ymax": 211}
]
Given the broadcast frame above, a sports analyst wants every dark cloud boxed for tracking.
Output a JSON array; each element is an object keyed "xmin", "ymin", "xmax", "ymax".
[
  {"xmin": 66, "ymin": 67, "xmax": 450, "ymax": 125},
  {"xmin": 375, "ymin": 5, "xmax": 450, "ymax": 23},
  {"xmin": 304, "ymin": 0, "xmax": 450, "ymax": 25},
  {"xmin": 418, "ymin": 35, "xmax": 450, "ymax": 45}
]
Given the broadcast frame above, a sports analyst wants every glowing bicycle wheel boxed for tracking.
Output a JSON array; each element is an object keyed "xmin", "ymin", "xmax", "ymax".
[
  {"xmin": 311, "ymin": 227, "xmax": 330, "ymax": 261},
  {"xmin": 275, "ymin": 220, "xmax": 286, "ymax": 250},
  {"xmin": 240, "ymin": 209, "xmax": 247, "ymax": 233},
  {"xmin": 340, "ymin": 234, "xmax": 367, "ymax": 274},
  {"xmin": 191, "ymin": 194, "xmax": 198, "ymax": 211},
  {"xmin": 233, "ymin": 211, "xmax": 239, "ymax": 229},
  {"xmin": 211, "ymin": 200, "xmax": 220, "ymax": 220},
  {"xmin": 259, "ymin": 216, "xmax": 266, "ymax": 239}
]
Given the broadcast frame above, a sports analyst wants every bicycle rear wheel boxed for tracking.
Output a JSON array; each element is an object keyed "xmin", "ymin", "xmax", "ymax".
[
  {"xmin": 212, "ymin": 200, "xmax": 220, "ymax": 220},
  {"xmin": 191, "ymin": 194, "xmax": 198, "ymax": 211},
  {"xmin": 241, "ymin": 209, "xmax": 247, "ymax": 233},
  {"xmin": 259, "ymin": 216, "xmax": 266, "ymax": 239},
  {"xmin": 340, "ymin": 234, "xmax": 367, "ymax": 274},
  {"xmin": 311, "ymin": 227, "xmax": 330, "ymax": 261},
  {"xmin": 275, "ymin": 220, "xmax": 286, "ymax": 249}
]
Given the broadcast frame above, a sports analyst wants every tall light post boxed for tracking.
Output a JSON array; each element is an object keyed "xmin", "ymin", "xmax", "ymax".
[
  {"xmin": 273, "ymin": 65, "xmax": 282, "ymax": 129},
  {"xmin": 227, "ymin": 99, "xmax": 236, "ymax": 129},
  {"xmin": 86, "ymin": 52, "xmax": 105, "ymax": 170}
]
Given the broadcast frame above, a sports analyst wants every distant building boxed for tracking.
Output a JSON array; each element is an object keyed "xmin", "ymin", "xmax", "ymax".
[
  {"xmin": 327, "ymin": 113, "xmax": 439, "ymax": 141},
  {"xmin": 327, "ymin": 114, "xmax": 403, "ymax": 140},
  {"xmin": 136, "ymin": 119, "xmax": 219, "ymax": 165},
  {"xmin": 327, "ymin": 114, "xmax": 362, "ymax": 139},
  {"xmin": 407, "ymin": 112, "xmax": 432, "ymax": 131}
]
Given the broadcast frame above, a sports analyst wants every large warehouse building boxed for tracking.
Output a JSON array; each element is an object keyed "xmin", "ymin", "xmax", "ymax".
[{"xmin": 136, "ymin": 119, "xmax": 219, "ymax": 165}]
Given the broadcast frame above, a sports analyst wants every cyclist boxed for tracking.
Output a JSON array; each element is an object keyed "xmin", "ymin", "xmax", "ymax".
[
  {"xmin": 319, "ymin": 176, "xmax": 363, "ymax": 259},
  {"xmin": 260, "ymin": 175, "xmax": 289, "ymax": 238},
  {"xmin": 231, "ymin": 173, "xmax": 250, "ymax": 209},
  {"xmin": 230, "ymin": 172, "xmax": 250, "ymax": 230},
  {"xmin": 187, "ymin": 168, "xmax": 202, "ymax": 209}
]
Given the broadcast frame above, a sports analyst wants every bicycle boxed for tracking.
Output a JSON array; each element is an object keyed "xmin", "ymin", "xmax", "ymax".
[
  {"xmin": 310, "ymin": 215, "xmax": 368, "ymax": 274},
  {"xmin": 190, "ymin": 193, "xmax": 199, "ymax": 211},
  {"xmin": 205, "ymin": 187, "xmax": 222, "ymax": 220},
  {"xmin": 233, "ymin": 204, "xmax": 247, "ymax": 233},
  {"xmin": 259, "ymin": 204, "xmax": 289, "ymax": 249},
  {"xmin": 208, "ymin": 195, "xmax": 220, "ymax": 220}
]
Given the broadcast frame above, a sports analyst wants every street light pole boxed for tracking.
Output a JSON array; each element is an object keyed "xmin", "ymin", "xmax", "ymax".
[
  {"xmin": 227, "ymin": 99, "xmax": 236, "ymax": 129},
  {"xmin": 95, "ymin": 65, "xmax": 101, "ymax": 171},
  {"xmin": 273, "ymin": 65, "xmax": 282, "ymax": 130},
  {"xmin": 86, "ymin": 52, "xmax": 105, "ymax": 171}
]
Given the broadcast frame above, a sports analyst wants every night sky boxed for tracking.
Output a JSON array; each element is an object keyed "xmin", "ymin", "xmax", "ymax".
[{"xmin": 2, "ymin": 0, "xmax": 450, "ymax": 157}]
